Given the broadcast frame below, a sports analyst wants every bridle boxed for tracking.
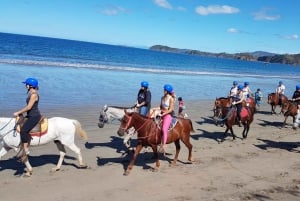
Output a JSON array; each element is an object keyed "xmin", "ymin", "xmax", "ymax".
[{"xmin": 119, "ymin": 114, "xmax": 149, "ymax": 133}]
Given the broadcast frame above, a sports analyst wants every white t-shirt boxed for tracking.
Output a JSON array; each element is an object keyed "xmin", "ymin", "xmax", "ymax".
[
  {"xmin": 229, "ymin": 86, "xmax": 238, "ymax": 97},
  {"xmin": 276, "ymin": 85, "xmax": 285, "ymax": 94}
]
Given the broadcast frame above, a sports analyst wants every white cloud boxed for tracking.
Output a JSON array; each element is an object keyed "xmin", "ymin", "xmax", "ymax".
[
  {"xmin": 253, "ymin": 8, "xmax": 280, "ymax": 21},
  {"xmin": 227, "ymin": 28, "xmax": 239, "ymax": 33},
  {"xmin": 283, "ymin": 34, "xmax": 299, "ymax": 40},
  {"xmin": 154, "ymin": 0, "xmax": 172, "ymax": 10},
  {"xmin": 101, "ymin": 5, "xmax": 127, "ymax": 16},
  {"xmin": 195, "ymin": 5, "xmax": 239, "ymax": 16}
]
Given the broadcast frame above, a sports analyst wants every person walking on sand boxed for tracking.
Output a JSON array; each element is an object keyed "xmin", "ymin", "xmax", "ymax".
[
  {"xmin": 135, "ymin": 81, "xmax": 151, "ymax": 116},
  {"xmin": 13, "ymin": 77, "xmax": 42, "ymax": 162},
  {"xmin": 177, "ymin": 96, "xmax": 186, "ymax": 118},
  {"xmin": 254, "ymin": 88, "xmax": 263, "ymax": 110},
  {"xmin": 159, "ymin": 84, "xmax": 175, "ymax": 153}
]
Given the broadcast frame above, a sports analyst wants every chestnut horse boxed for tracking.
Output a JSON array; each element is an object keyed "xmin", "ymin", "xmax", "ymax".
[
  {"xmin": 117, "ymin": 111, "xmax": 194, "ymax": 176},
  {"xmin": 281, "ymin": 100, "xmax": 298, "ymax": 127},
  {"xmin": 267, "ymin": 93, "xmax": 288, "ymax": 114},
  {"xmin": 213, "ymin": 101, "xmax": 255, "ymax": 141}
]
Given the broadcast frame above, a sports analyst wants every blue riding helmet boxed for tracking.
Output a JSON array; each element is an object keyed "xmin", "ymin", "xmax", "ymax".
[
  {"xmin": 279, "ymin": 81, "xmax": 283, "ymax": 85},
  {"xmin": 238, "ymin": 85, "xmax": 244, "ymax": 90},
  {"xmin": 244, "ymin": 82, "xmax": 249, "ymax": 86},
  {"xmin": 22, "ymin": 78, "xmax": 38, "ymax": 88},
  {"xmin": 141, "ymin": 81, "xmax": 149, "ymax": 88},
  {"xmin": 296, "ymin": 85, "xmax": 300, "ymax": 90},
  {"xmin": 233, "ymin": 81, "xmax": 238, "ymax": 85},
  {"xmin": 163, "ymin": 84, "xmax": 173, "ymax": 93}
]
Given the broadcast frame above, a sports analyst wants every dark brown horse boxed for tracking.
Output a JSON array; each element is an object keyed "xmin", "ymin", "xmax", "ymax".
[
  {"xmin": 117, "ymin": 111, "xmax": 194, "ymax": 176},
  {"xmin": 267, "ymin": 93, "xmax": 288, "ymax": 114},
  {"xmin": 213, "ymin": 97, "xmax": 256, "ymax": 121},
  {"xmin": 213, "ymin": 101, "xmax": 255, "ymax": 141},
  {"xmin": 281, "ymin": 100, "xmax": 298, "ymax": 127}
]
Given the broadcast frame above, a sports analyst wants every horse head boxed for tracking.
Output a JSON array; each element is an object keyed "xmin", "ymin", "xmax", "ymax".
[
  {"xmin": 117, "ymin": 110, "xmax": 133, "ymax": 136},
  {"xmin": 98, "ymin": 105, "xmax": 109, "ymax": 128}
]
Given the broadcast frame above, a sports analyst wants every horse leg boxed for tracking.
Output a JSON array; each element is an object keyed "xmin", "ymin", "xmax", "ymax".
[
  {"xmin": 151, "ymin": 145, "xmax": 160, "ymax": 172},
  {"xmin": 229, "ymin": 127, "xmax": 236, "ymax": 140},
  {"xmin": 0, "ymin": 146, "xmax": 9, "ymax": 160},
  {"xmin": 282, "ymin": 116, "xmax": 288, "ymax": 128},
  {"xmin": 242, "ymin": 122, "xmax": 249, "ymax": 139},
  {"xmin": 181, "ymin": 138, "xmax": 193, "ymax": 162},
  {"xmin": 51, "ymin": 140, "xmax": 66, "ymax": 171},
  {"xmin": 64, "ymin": 141, "xmax": 87, "ymax": 169},
  {"xmin": 124, "ymin": 143, "xmax": 143, "ymax": 176},
  {"xmin": 171, "ymin": 140, "xmax": 181, "ymax": 166}
]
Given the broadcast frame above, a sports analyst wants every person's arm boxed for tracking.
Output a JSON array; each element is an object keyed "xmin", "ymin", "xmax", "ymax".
[{"xmin": 13, "ymin": 93, "xmax": 38, "ymax": 116}]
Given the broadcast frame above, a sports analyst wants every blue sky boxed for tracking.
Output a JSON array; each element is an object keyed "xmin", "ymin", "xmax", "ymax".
[{"xmin": 0, "ymin": 0, "xmax": 299, "ymax": 54}]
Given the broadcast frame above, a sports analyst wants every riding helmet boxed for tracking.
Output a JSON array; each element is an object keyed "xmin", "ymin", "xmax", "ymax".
[
  {"xmin": 296, "ymin": 85, "xmax": 300, "ymax": 90},
  {"xmin": 233, "ymin": 81, "xmax": 238, "ymax": 85},
  {"xmin": 279, "ymin": 81, "xmax": 283, "ymax": 85},
  {"xmin": 163, "ymin": 84, "xmax": 173, "ymax": 93},
  {"xmin": 238, "ymin": 85, "xmax": 244, "ymax": 90},
  {"xmin": 244, "ymin": 82, "xmax": 249, "ymax": 86},
  {"xmin": 22, "ymin": 78, "xmax": 38, "ymax": 88},
  {"xmin": 141, "ymin": 81, "xmax": 149, "ymax": 88}
]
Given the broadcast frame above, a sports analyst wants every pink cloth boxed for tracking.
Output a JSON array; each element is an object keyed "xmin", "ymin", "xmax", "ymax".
[{"xmin": 162, "ymin": 113, "xmax": 172, "ymax": 144}]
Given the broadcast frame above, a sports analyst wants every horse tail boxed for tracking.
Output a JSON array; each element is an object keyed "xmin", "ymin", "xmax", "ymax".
[
  {"xmin": 188, "ymin": 119, "xmax": 195, "ymax": 133},
  {"xmin": 73, "ymin": 120, "xmax": 88, "ymax": 141}
]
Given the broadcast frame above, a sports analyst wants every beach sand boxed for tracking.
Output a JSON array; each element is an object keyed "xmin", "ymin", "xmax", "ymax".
[{"xmin": 0, "ymin": 100, "xmax": 300, "ymax": 201}]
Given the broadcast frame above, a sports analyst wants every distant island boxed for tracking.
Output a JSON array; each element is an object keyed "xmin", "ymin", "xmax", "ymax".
[{"xmin": 149, "ymin": 45, "xmax": 300, "ymax": 67}]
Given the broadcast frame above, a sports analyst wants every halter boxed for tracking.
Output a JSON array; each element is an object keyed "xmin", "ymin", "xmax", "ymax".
[{"xmin": 120, "ymin": 113, "xmax": 149, "ymax": 133}]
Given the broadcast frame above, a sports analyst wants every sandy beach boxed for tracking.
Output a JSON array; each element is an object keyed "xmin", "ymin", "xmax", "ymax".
[{"xmin": 1, "ymin": 100, "xmax": 300, "ymax": 201}]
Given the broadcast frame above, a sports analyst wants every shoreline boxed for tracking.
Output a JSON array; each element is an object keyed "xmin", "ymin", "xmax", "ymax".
[{"xmin": 1, "ymin": 99, "xmax": 300, "ymax": 201}]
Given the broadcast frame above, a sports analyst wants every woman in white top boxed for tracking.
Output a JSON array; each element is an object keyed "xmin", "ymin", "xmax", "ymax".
[{"xmin": 160, "ymin": 84, "xmax": 175, "ymax": 153}]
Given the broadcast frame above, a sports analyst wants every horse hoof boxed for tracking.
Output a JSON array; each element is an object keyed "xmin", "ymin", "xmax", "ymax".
[
  {"xmin": 78, "ymin": 164, "xmax": 89, "ymax": 169},
  {"xmin": 123, "ymin": 171, "xmax": 130, "ymax": 176},
  {"xmin": 23, "ymin": 171, "xmax": 32, "ymax": 178},
  {"xmin": 51, "ymin": 167, "xmax": 60, "ymax": 172}
]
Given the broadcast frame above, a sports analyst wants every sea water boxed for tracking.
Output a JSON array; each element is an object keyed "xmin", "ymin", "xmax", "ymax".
[{"xmin": 0, "ymin": 32, "xmax": 299, "ymax": 112}]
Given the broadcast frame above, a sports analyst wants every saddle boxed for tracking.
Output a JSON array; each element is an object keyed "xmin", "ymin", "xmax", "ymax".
[{"xmin": 16, "ymin": 115, "xmax": 48, "ymax": 137}]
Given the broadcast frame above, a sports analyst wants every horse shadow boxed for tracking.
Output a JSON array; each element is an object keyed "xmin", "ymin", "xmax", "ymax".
[
  {"xmin": 255, "ymin": 138, "xmax": 300, "ymax": 153},
  {"xmin": 195, "ymin": 116, "xmax": 215, "ymax": 125},
  {"xmin": 256, "ymin": 118, "xmax": 283, "ymax": 128},
  {"xmin": 85, "ymin": 136, "xmax": 129, "ymax": 154},
  {"xmin": 0, "ymin": 154, "xmax": 78, "ymax": 176}
]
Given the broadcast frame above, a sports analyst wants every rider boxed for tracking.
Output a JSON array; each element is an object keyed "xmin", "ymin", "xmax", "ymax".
[
  {"xmin": 292, "ymin": 85, "xmax": 300, "ymax": 112},
  {"xmin": 228, "ymin": 81, "xmax": 238, "ymax": 98},
  {"xmin": 160, "ymin": 84, "xmax": 175, "ymax": 153},
  {"xmin": 13, "ymin": 78, "xmax": 42, "ymax": 162},
  {"xmin": 275, "ymin": 81, "xmax": 285, "ymax": 104},
  {"xmin": 232, "ymin": 84, "xmax": 245, "ymax": 125},
  {"xmin": 242, "ymin": 82, "xmax": 253, "ymax": 100},
  {"xmin": 136, "ymin": 81, "xmax": 152, "ymax": 116}
]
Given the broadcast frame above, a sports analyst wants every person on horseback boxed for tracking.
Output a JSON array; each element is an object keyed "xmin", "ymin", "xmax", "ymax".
[
  {"xmin": 232, "ymin": 84, "xmax": 245, "ymax": 125},
  {"xmin": 160, "ymin": 84, "xmax": 175, "ymax": 153},
  {"xmin": 13, "ymin": 77, "xmax": 42, "ymax": 162},
  {"xmin": 242, "ymin": 82, "xmax": 253, "ymax": 100},
  {"xmin": 135, "ymin": 81, "xmax": 152, "ymax": 116},
  {"xmin": 292, "ymin": 85, "xmax": 300, "ymax": 112},
  {"xmin": 275, "ymin": 81, "xmax": 285, "ymax": 104},
  {"xmin": 228, "ymin": 81, "xmax": 238, "ymax": 98}
]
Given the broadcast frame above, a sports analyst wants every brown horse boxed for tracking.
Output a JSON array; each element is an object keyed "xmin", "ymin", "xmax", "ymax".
[
  {"xmin": 213, "ymin": 97, "xmax": 256, "ymax": 122},
  {"xmin": 117, "ymin": 111, "xmax": 194, "ymax": 176},
  {"xmin": 267, "ymin": 93, "xmax": 288, "ymax": 114},
  {"xmin": 281, "ymin": 100, "xmax": 298, "ymax": 127},
  {"xmin": 213, "ymin": 101, "xmax": 255, "ymax": 141}
]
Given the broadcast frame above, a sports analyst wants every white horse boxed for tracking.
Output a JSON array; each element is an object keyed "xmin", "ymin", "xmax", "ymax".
[{"xmin": 0, "ymin": 117, "xmax": 88, "ymax": 177}]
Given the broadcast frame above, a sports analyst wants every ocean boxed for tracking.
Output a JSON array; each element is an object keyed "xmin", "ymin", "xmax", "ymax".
[{"xmin": 0, "ymin": 32, "xmax": 299, "ymax": 113}]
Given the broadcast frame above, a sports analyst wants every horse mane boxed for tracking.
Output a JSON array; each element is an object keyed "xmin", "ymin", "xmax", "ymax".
[
  {"xmin": 109, "ymin": 105, "xmax": 136, "ymax": 109},
  {"xmin": 216, "ymin": 97, "xmax": 229, "ymax": 100}
]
